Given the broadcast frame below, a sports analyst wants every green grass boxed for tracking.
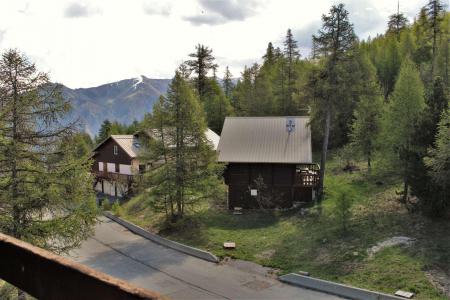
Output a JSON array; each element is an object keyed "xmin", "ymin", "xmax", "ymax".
[{"xmin": 120, "ymin": 155, "xmax": 449, "ymax": 300}]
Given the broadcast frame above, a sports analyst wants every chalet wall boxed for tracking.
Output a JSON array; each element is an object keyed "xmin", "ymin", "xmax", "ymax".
[
  {"xmin": 225, "ymin": 163, "xmax": 312, "ymax": 209},
  {"xmin": 92, "ymin": 138, "xmax": 134, "ymax": 172}
]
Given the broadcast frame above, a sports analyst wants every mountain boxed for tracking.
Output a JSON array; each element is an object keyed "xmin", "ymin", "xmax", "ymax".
[{"xmin": 61, "ymin": 76, "xmax": 171, "ymax": 136}]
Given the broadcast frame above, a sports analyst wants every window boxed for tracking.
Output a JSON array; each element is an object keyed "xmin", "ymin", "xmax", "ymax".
[
  {"xmin": 113, "ymin": 145, "xmax": 118, "ymax": 155},
  {"xmin": 98, "ymin": 162, "xmax": 104, "ymax": 171}
]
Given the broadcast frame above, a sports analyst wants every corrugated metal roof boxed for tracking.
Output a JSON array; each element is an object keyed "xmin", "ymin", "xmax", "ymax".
[
  {"xmin": 143, "ymin": 128, "xmax": 220, "ymax": 150},
  {"xmin": 217, "ymin": 117, "xmax": 312, "ymax": 164},
  {"xmin": 111, "ymin": 135, "xmax": 140, "ymax": 158},
  {"xmin": 205, "ymin": 128, "xmax": 220, "ymax": 150}
]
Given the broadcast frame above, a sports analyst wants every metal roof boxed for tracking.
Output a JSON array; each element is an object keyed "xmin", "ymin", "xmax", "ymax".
[
  {"xmin": 217, "ymin": 117, "xmax": 312, "ymax": 164},
  {"xmin": 111, "ymin": 135, "xmax": 140, "ymax": 158}
]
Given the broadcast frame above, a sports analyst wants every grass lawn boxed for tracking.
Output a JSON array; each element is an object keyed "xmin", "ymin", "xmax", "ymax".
[{"xmin": 119, "ymin": 155, "xmax": 450, "ymax": 300}]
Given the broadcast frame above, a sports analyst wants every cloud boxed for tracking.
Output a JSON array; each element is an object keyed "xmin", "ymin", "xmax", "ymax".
[
  {"xmin": 64, "ymin": 2, "xmax": 100, "ymax": 18},
  {"xmin": 343, "ymin": 0, "xmax": 385, "ymax": 37},
  {"xmin": 184, "ymin": 0, "xmax": 264, "ymax": 26},
  {"xmin": 292, "ymin": 21, "xmax": 321, "ymax": 49},
  {"xmin": 143, "ymin": 1, "xmax": 171, "ymax": 16}
]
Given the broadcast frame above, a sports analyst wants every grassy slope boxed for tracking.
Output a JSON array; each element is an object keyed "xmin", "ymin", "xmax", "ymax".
[{"xmin": 120, "ymin": 156, "xmax": 449, "ymax": 300}]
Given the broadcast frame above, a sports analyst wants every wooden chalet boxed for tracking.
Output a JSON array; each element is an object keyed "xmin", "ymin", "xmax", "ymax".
[
  {"xmin": 91, "ymin": 129, "xmax": 220, "ymax": 198},
  {"xmin": 217, "ymin": 117, "xmax": 319, "ymax": 209}
]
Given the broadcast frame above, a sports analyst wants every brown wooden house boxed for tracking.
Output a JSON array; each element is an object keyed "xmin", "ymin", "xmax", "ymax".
[
  {"xmin": 217, "ymin": 117, "xmax": 319, "ymax": 209},
  {"xmin": 91, "ymin": 129, "xmax": 220, "ymax": 198}
]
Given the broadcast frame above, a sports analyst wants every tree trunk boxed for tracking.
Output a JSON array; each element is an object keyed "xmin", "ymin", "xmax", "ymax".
[{"xmin": 318, "ymin": 106, "xmax": 331, "ymax": 200}]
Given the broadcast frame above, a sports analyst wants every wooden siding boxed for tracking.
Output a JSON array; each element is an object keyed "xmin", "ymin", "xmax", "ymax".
[
  {"xmin": 92, "ymin": 138, "xmax": 136, "ymax": 173},
  {"xmin": 224, "ymin": 163, "xmax": 315, "ymax": 209}
]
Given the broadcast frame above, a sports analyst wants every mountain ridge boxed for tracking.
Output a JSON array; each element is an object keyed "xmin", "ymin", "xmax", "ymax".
[{"xmin": 61, "ymin": 76, "xmax": 171, "ymax": 136}]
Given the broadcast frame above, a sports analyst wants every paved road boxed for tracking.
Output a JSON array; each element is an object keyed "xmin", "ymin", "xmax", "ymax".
[{"xmin": 69, "ymin": 217, "xmax": 341, "ymax": 299}]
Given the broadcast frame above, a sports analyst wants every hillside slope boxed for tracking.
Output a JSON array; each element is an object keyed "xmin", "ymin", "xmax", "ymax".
[{"xmin": 62, "ymin": 76, "xmax": 171, "ymax": 136}]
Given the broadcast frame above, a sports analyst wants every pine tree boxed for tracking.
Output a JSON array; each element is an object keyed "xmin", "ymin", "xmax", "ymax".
[
  {"xmin": 283, "ymin": 29, "xmax": 300, "ymax": 114},
  {"xmin": 387, "ymin": 12, "xmax": 409, "ymax": 40},
  {"xmin": 0, "ymin": 48, "xmax": 97, "ymax": 260},
  {"xmin": 223, "ymin": 66, "xmax": 234, "ymax": 99},
  {"xmin": 312, "ymin": 3, "xmax": 357, "ymax": 199},
  {"xmin": 186, "ymin": 44, "xmax": 218, "ymax": 99},
  {"xmin": 424, "ymin": 0, "xmax": 446, "ymax": 78},
  {"xmin": 262, "ymin": 42, "xmax": 276, "ymax": 66},
  {"xmin": 382, "ymin": 58, "xmax": 426, "ymax": 203},
  {"xmin": 141, "ymin": 71, "xmax": 223, "ymax": 220},
  {"xmin": 97, "ymin": 119, "xmax": 112, "ymax": 143}
]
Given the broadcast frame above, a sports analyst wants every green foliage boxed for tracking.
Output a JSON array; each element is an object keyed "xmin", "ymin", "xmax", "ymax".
[
  {"xmin": 333, "ymin": 186, "xmax": 354, "ymax": 233},
  {"xmin": 381, "ymin": 58, "xmax": 426, "ymax": 201},
  {"xmin": 423, "ymin": 106, "xmax": 450, "ymax": 215},
  {"xmin": 350, "ymin": 56, "xmax": 383, "ymax": 169},
  {"xmin": 140, "ymin": 71, "xmax": 224, "ymax": 221},
  {"xmin": 111, "ymin": 201, "xmax": 123, "ymax": 216},
  {"xmin": 203, "ymin": 79, "xmax": 233, "ymax": 134},
  {"xmin": 0, "ymin": 49, "xmax": 97, "ymax": 253}
]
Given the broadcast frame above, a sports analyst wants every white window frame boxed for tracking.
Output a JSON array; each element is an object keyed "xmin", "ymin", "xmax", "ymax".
[
  {"xmin": 113, "ymin": 145, "xmax": 118, "ymax": 155},
  {"xmin": 98, "ymin": 162, "xmax": 104, "ymax": 172}
]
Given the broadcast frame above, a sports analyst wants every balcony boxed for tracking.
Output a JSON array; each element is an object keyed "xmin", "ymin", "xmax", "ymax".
[
  {"xmin": 93, "ymin": 170, "xmax": 141, "ymax": 183},
  {"xmin": 0, "ymin": 233, "xmax": 161, "ymax": 300},
  {"xmin": 295, "ymin": 164, "xmax": 320, "ymax": 187}
]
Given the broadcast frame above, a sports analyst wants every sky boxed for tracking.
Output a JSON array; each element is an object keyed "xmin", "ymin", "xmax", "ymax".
[{"xmin": 0, "ymin": 0, "xmax": 427, "ymax": 88}]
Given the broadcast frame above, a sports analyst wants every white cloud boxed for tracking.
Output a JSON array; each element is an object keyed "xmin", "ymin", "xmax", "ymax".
[{"xmin": 0, "ymin": 0, "xmax": 426, "ymax": 87}]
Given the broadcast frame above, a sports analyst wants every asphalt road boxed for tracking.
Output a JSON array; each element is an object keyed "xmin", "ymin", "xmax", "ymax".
[{"xmin": 69, "ymin": 217, "xmax": 341, "ymax": 300}]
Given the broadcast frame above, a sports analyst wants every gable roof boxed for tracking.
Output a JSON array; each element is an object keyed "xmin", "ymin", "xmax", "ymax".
[
  {"xmin": 217, "ymin": 117, "xmax": 312, "ymax": 164},
  {"xmin": 92, "ymin": 135, "xmax": 140, "ymax": 158},
  {"xmin": 111, "ymin": 135, "xmax": 140, "ymax": 158},
  {"xmin": 92, "ymin": 128, "xmax": 220, "ymax": 159}
]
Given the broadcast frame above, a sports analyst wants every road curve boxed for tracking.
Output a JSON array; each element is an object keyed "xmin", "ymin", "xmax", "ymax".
[{"xmin": 69, "ymin": 217, "xmax": 341, "ymax": 300}]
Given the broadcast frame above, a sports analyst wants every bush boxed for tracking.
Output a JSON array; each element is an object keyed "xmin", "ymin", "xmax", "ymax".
[
  {"xmin": 111, "ymin": 201, "xmax": 123, "ymax": 216},
  {"xmin": 101, "ymin": 199, "xmax": 111, "ymax": 211},
  {"xmin": 333, "ymin": 186, "xmax": 355, "ymax": 234}
]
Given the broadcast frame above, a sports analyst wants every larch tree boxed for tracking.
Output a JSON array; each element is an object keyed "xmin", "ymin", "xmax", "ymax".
[
  {"xmin": 382, "ymin": 58, "xmax": 426, "ymax": 203},
  {"xmin": 424, "ymin": 106, "xmax": 450, "ymax": 215},
  {"xmin": 312, "ymin": 3, "xmax": 357, "ymax": 199},
  {"xmin": 350, "ymin": 55, "xmax": 384, "ymax": 170},
  {"xmin": 186, "ymin": 44, "xmax": 218, "ymax": 99},
  {"xmin": 140, "ymin": 71, "xmax": 223, "ymax": 221},
  {"xmin": 0, "ymin": 49, "xmax": 97, "ymax": 296}
]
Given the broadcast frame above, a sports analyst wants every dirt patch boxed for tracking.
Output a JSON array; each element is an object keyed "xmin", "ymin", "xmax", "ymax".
[
  {"xmin": 367, "ymin": 236, "xmax": 415, "ymax": 259},
  {"xmin": 255, "ymin": 249, "xmax": 276, "ymax": 260},
  {"xmin": 425, "ymin": 268, "xmax": 450, "ymax": 298}
]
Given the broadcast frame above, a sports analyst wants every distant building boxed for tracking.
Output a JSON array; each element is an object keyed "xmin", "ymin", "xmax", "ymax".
[
  {"xmin": 91, "ymin": 129, "xmax": 219, "ymax": 198},
  {"xmin": 218, "ymin": 117, "xmax": 319, "ymax": 209}
]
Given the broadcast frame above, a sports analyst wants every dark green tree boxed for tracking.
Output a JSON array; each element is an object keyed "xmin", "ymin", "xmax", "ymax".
[
  {"xmin": 0, "ymin": 49, "xmax": 97, "ymax": 298},
  {"xmin": 223, "ymin": 66, "xmax": 234, "ymax": 99},
  {"xmin": 423, "ymin": 0, "xmax": 446, "ymax": 77},
  {"xmin": 311, "ymin": 3, "xmax": 357, "ymax": 198},
  {"xmin": 186, "ymin": 44, "xmax": 218, "ymax": 99},
  {"xmin": 97, "ymin": 119, "xmax": 112, "ymax": 143},
  {"xmin": 387, "ymin": 12, "xmax": 409, "ymax": 40},
  {"xmin": 282, "ymin": 29, "xmax": 300, "ymax": 114}
]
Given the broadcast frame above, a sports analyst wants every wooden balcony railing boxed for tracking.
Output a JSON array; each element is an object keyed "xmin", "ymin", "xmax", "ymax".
[
  {"xmin": 295, "ymin": 163, "xmax": 320, "ymax": 187},
  {"xmin": 0, "ymin": 233, "xmax": 162, "ymax": 300},
  {"xmin": 92, "ymin": 170, "xmax": 140, "ymax": 183}
]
